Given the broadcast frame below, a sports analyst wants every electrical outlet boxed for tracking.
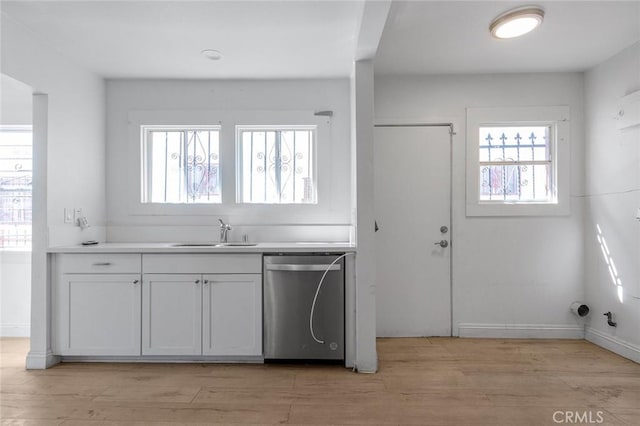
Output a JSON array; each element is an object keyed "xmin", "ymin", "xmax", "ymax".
[
  {"xmin": 64, "ymin": 208, "xmax": 73, "ymax": 224},
  {"xmin": 73, "ymin": 208, "xmax": 83, "ymax": 225}
]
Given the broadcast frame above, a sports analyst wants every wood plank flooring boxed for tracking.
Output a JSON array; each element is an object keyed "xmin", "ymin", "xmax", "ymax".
[{"xmin": 1, "ymin": 337, "xmax": 639, "ymax": 425}]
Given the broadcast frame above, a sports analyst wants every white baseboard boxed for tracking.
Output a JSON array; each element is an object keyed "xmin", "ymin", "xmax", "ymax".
[
  {"xmin": 355, "ymin": 356, "xmax": 378, "ymax": 373},
  {"xmin": 585, "ymin": 327, "xmax": 640, "ymax": 364},
  {"xmin": 26, "ymin": 350, "xmax": 60, "ymax": 369},
  {"xmin": 458, "ymin": 323, "xmax": 585, "ymax": 339},
  {"xmin": 0, "ymin": 324, "xmax": 30, "ymax": 337}
]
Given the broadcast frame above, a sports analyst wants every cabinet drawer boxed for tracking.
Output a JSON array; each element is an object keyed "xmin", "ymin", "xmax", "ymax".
[
  {"xmin": 58, "ymin": 254, "xmax": 142, "ymax": 274},
  {"xmin": 143, "ymin": 254, "xmax": 261, "ymax": 274}
]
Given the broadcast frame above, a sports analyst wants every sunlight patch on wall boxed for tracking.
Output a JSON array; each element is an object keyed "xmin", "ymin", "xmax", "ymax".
[{"xmin": 596, "ymin": 224, "xmax": 624, "ymax": 303}]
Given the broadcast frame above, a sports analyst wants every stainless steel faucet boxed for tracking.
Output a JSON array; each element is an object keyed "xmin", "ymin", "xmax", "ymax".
[{"xmin": 218, "ymin": 219, "xmax": 231, "ymax": 243}]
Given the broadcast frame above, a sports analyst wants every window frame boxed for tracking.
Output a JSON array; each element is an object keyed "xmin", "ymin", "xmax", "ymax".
[
  {"xmin": 466, "ymin": 106, "xmax": 570, "ymax": 216},
  {"xmin": 141, "ymin": 124, "xmax": 222, "ymax": 205},
  {"xmin": 125, "ymin": 110, "xmax": 332, "ymax": 223},
  {"xmin": 235, "ymin": 124, "xmax": 318, "ymax": 205},
  {"xmin": 478, "ymin": 123, "xmax": 554, "ymax": 203}
]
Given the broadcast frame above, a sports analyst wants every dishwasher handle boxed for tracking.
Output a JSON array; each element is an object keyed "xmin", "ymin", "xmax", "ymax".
[{"xmin": 265, "ymin": 263, "xmax": 341, "ymax": 272}]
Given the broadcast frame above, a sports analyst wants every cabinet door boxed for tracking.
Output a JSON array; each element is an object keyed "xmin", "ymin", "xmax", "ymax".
[
  {"xmin": 142, "ymin": 274, "xmax": 202, "ymax": 355},
  {"xmin": 56, "ymin": 274, "xmax": 141, "ymax": 356},
  {"xmin": 203, "ymin": 274, "xmax": 262, "ymax": 356}
]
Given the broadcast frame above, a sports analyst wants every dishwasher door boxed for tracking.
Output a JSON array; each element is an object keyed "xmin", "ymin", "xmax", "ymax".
[{"xmin": 263, "ymin": 255, "xmax": 344, "ymax": 360}]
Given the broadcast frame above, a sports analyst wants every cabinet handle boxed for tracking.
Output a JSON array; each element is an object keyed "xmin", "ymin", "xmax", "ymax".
[
  {"xmin": 203, "ymin": 280, "xmax": 209, "ymax": 284},
  {"xmin": 195, "ymin": 279, "xmax": 200, "ymax": 284},
  {"xmin": 133, "ymin": 280, "xmax": 139, "ymax": 284},
  {"xmin": 92, "ymin": 262, "xmax": 112, "ymax": 266}
]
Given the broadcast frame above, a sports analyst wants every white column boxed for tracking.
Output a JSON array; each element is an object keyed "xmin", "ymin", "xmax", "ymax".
[
  {"xmin": 350, "ymin": 60, "xmax": 378, "ymax": 373},
  {"xmin": 26, "ymin": 93, "xmax": 58, "ymax": 369}
]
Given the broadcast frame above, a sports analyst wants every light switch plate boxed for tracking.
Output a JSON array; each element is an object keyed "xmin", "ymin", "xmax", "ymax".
[{"xmin": 64, "ymin": 208, "xmax": 73, "ymax": 224}]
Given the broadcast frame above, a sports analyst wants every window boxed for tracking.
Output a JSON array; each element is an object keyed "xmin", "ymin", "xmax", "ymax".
[
  {"xmin": 479, "ymin": 125, "xmax": 553, "ymax": 202},
  {"xmin": 141, "ymin": 126, "xmax": 221, "ymax": 204},
  {"xmin": 129, "ymin": 110, "xmax": 328, "ymax": 219},
  {"xmin": 236, "ymin": 126, "xmax": 316, "ymax": 204},
  {"xmin": 466, "ymin": 106, "xmax": 570, "ymax": 216},
  {"xmin": 0, "ymin": 127, "xmax": 32, "ymax": 248}
]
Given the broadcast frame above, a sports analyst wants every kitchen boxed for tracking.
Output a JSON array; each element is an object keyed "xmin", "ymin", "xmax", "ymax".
[{"xmin": 1, "ymin": 1, "xmax": 639, "ymax": 424}]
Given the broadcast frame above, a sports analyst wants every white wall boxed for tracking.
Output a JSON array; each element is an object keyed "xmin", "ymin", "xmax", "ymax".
[
  {"xmin": 0, "ymin": 251, "xmax": 31, "ymax": 337},
  {"xmin": 106, "ymin": 79, "xmax": 352, "ymax": 243},
  {"xmin": 584, "ymin": 42, "xmax": 640, "ymax": 362},
  {"xmin": 375, "ymin": 72, "xmax": 586, "ymax": 338},
  {"xmin": 1, "ymin": 13, "xmax": 107, "ymax": 246},
  {"xmin": 1, "ymin": 73, "xmax": 32, "ymax": 125},
  {"xmin": 1, "ymin": 11, "xmax": 106, "ymax": 367}
]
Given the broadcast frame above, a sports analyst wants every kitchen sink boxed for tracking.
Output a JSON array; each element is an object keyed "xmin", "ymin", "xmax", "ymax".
[
  {"xmin": 171, "ymin": 242, "xmax": 258, "ymax": 247},
  {"xmin": 171, "ymin": 243, "xmax": 222, "ymax": 247}
]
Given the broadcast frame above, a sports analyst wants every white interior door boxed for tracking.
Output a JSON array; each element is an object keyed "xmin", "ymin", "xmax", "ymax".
[{"xmin": 374, "ymin": 126, "xmax": 451, "ymax": 337}]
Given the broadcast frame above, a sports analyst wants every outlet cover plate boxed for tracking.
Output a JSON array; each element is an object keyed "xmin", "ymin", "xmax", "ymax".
[{"xmin": 73, "ymin": 208, "xmax": 82, "ymax": 224}]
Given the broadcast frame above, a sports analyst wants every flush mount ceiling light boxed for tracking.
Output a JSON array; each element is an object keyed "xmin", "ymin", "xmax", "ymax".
[
  {"xmin": 201, "ymin": 49, "xmax": 223, "ymax": 61},
  {"xmin": 490, "ymin": 6, "xmax": 545, "ymax": 39}
]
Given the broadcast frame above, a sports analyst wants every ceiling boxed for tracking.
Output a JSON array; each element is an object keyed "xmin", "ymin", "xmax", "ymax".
[
  {"xmin": 375, "ymin": 1, "xmax": 640, "ymax": 75},
  {"xmin": 1, "ymin": 1, "xmax": 639, "ymax": 79},
  {"xmin": 0, "ymin": 0, "xmax": 366, "ymax": 79}
]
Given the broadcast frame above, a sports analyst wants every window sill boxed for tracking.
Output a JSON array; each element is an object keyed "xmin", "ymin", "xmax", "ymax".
[
  {"xmin": 0, "ymin": 248, "xmax": 32, "ymax": 254},
  {"xmin": 466, "ymin": 201, "xmax": 570, "ymax": 217}
]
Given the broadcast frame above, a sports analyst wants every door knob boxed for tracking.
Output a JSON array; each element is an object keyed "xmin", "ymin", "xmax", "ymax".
[{"xmin": 434, "ymin": 240, "xmax": 449, "ymax": 248}]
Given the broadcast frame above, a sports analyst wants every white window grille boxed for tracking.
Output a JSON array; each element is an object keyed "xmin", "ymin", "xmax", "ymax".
[
  {"xmin": 466, "ymin": 106, "xmax": 570, "ymax": 216},
  {"xmin": 236, "ymin": 126, "xmax": 316, "ymax": 204},
  {"xmin": 141, "ymin": 126, "xmax": 221, "ymax": 204},
  {"xmin": 479, "ymin": 125, "xmax": 553, "ymax": 202},
  {"xmin": 0, "ymin": 126, "xmax": 32, "ymax": 249}
]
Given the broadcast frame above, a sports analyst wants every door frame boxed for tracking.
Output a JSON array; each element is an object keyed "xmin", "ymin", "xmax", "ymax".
[{"xmin": 373, "ymin": 122, "xmax": 455, "ymax": 336}]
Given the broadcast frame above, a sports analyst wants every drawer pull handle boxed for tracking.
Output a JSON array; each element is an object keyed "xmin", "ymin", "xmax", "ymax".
[
  {"xmin": 195, "ymin": 279, "xmax": 201, "ymax": 284},
  {"xmin": 266, "ymin": 264, "xmax": 341, "ymax": 272},
  {"xmin": 133, "ymin": 280, "xmax": 139, "ymax": 284},
  {"xmin": 203, "ymin": 280, "xmax": 209, "ymax": 284},
  {"xmin": 92, "ymin": 262, "xmax": 112, "ymax": 266}
]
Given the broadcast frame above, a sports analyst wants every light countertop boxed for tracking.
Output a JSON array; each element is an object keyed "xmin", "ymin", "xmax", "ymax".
[{"xmin": 48, "ymin": 242, "xmax": 356, "ymax": 254}]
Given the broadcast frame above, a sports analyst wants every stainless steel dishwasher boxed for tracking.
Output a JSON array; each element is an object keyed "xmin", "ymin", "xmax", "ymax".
[{"xmin": 263, "ymin": 254, "xmax": 345, "ymax": 361}]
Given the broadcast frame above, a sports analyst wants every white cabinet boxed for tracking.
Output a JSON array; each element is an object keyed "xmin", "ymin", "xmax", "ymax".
[
  {"xmin": 142, "ymin": 254, "xmax": 263, "ymax": 357},
  {"xmin": 54, "ymin": 253, "xmax": 262, "ymax": 359},
  {"xmin": 142, "ymin": 274, "xmax": 202, "ymax": 355},
  {"xmin": 55, "ymin": 272, "xmax": 141, "ymax": 356},
  {"xmin": 203, "ymin": 274, "xmax": 262, "ymax": 356}
]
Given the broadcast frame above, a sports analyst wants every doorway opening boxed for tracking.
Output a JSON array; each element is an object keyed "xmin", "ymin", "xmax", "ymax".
[{"xmin": 0, "ymin": 74, "xmax": 33, "ymax": 338}]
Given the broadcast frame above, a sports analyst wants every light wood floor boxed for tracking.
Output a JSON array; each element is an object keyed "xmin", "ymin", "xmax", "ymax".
[{"xmin": 1, "ymin": 338, "xmax": 639, "ymax": 425}]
